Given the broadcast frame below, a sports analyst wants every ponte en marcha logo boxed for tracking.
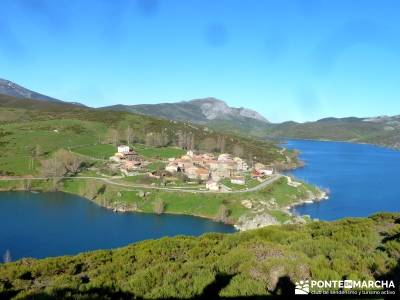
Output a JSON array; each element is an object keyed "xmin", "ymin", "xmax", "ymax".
[{"xmin": 294, "ymin": 279, "xmax": 396, "ymax": 296}]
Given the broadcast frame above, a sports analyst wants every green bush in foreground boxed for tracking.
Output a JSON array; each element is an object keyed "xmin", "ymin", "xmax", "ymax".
[{"xmin": 0, "ymin": 213, "xmax": 399, "ymax": 299}]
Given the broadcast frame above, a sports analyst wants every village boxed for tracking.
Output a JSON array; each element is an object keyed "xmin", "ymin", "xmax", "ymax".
[{"xmin": 108, "ymin": 144, "xmax": 276, "ymax": 191}]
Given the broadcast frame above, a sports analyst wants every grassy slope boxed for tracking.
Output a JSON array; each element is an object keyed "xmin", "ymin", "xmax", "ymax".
[
  {"xmin": 1, "ymin": 213, "xmax": 399, "ymax": 299},
  {"xmin": 0, "ymin": 95, "xmax": 291, "ymax": 175}
]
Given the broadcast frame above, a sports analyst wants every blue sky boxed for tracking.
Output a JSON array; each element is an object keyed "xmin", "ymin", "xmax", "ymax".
[{"xmin": 1, "ymin": 0, "xmax": 400, "ymax": 122}]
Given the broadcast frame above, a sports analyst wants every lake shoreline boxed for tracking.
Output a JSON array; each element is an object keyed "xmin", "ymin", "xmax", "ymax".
[
  {"xmin": 278, "ymin": 137, "xmax": 400, "ymax": 152},
  {"xmin": 0, "ymin": 174, "xmax": 326, "ymax": 231},
  {"xmin": 284, "ymin": 139, "xmax": 400, "ymax": 220}
]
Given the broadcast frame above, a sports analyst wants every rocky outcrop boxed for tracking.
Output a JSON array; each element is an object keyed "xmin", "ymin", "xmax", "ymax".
[
  {"xmin": 190, "ymin": 98, "xmax": 269, "ymax": 122},
  {"xmin": 234, "ymin": 213, "xmax": 279, "ymax": 231}
]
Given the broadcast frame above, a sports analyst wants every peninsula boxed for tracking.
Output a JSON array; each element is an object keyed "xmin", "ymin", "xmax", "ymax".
[{"xmin": 0, "ymin": 91, "xmax": 325, "ymax": 230}]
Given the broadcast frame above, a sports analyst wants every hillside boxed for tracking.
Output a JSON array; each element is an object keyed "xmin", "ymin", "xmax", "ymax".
[
  {"xmin": 101, "ymin": 98, "xmax": 270, "ymax": 137},
  {"xmin": 0, "ymin": 79, "xmax": 71, "ymax": 105},
  {"xmin": 265, "ymin": 116, "xmax": 400, "ymax": 149},
  {"xmin": 1, "ymin": 213, "xmax": 399, "ymax": 298},
  {"xmin": 2, "ymin": 78, "xmax": 400, "ymax": 148},
  {"xmin": 0, "ymin": 94, "xmax": 293, "ymax": 176},
  {"xmin": 101, "ymin": 99, "xmax": 400, "ymax": 148}
]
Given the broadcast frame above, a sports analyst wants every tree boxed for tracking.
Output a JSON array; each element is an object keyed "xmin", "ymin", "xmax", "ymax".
[
  {"xmin": 3, "ymin": 249, "xmax": 11, "ymax": 263},
  {"xmin": 217, "ymin": 136, "xmax": 226, "ymax": 153},
  {"xmin": 85, "ymin": 182, "xmax": 101, "ymax": 200},
  {"xmin": 200, "ymin": 137, "xmax": 217, "ymax": 152},
  {"xmin": 41, "ymin": 156, "xmax": 64, "ymax": 178},
  {"xmin": 189, "ymin": 134, "xmax": 195, "ymax": 150},
  {"xmin": 41, "ymin": 149, "xmax": 83, "ymax": 177},
  {"xmin": 126, "ymin": 126, "xmax": 135, "ymax": 145},
  {"xmin": 145, "ymin": 132, "xmax": 154, "ymax": 146},
  {"xmin": 24, "ymin": 179, "xmax": 32, "ymax": 191},
  {"xmin": 154, "ymin": 199, "xmax": 166, "ymax": 215},
  {"xmin": 233, "ymin": 144, "xmax": 244, "ymax": 157},
  {"xmin": 215, "ymin": 204, "xmax": 230, "ymax": 222},
  {"xmin": 35, "ymin": 144, "xmax": 42, "ymax": 157},
  {"xmin": 106, "ymin": 129, "xmax": 119, "ymax": 146},
  {"xmin": 177, "ymin": 131, "xmax": 185, "ymax": 148}
]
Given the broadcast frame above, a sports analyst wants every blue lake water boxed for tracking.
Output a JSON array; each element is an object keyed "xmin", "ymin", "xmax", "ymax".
[
  {"xmin": 285, "ymin": 140, "xmax": 400, "ymax": 221},
  {"xmin": 0, "ymin": 192, "xmax": 234, "ymax": 260}
]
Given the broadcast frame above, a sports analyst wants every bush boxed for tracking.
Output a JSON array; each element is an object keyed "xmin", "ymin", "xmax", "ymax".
[{"xmin": 154, "ymin": 199, "xmax": 166, "ymax": 215}]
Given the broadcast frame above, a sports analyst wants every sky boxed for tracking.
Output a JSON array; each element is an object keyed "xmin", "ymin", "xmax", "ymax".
[{"xmin": 1, "ymin": 0, "xmax": 400, "ymax": 123}]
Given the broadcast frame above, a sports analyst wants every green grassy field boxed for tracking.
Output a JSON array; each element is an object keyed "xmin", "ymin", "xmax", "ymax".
[
  {"xmin": 134, "ymin": 144, "xmax": 186, "ymax": 159},
  {"xmin": 0, "ymin": 118, "xmax": 107, "ymax": 175},
  {"xmin": 71, "ymin": 144, "xmax": 116, "ymax": 160},
  {"xmin": 146, "ymin": 161, "xmax": 167, "ymax": 171},
  {"xmin": 221, "ymin": 174, "xmax": 262, "ymax": 191}
]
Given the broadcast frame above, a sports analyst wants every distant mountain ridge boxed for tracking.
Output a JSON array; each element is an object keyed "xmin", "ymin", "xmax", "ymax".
[
  {"xmin": 0, "ymin": 78, "xmax": 84, "ymax": 106},
  {"xmin": 1, "ymin": 77, "xmax": 399, "ymax": 148},
  {"xmin": 265, "ymin": 115, "xmax": 400, "ymax": 149},
  {"xmin": 101, "ymin": 97, "xmax": 268, "ymax": 124}
]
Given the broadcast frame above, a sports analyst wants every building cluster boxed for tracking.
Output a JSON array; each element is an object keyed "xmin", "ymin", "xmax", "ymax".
[
  {"xmin": 109, "ymin": 146, "xmax": 274, "ymax": 191},
  {"xmin": 165, "ymin": 150, "xmax": 272, "ymax": 191},
  {"xmin": 109, "ymin": 145, "xmax": 142, "ymax": 175}
]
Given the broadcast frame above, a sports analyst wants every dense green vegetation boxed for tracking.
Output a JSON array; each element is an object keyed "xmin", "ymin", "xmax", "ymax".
[{"xmin": 1, "ymin": 213, "xmax": 399, "ymax": 299}]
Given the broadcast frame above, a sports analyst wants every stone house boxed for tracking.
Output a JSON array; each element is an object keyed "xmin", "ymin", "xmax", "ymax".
[{"xmin": 206, "ymin": 180, "xmax": 220, "ymax": 191}]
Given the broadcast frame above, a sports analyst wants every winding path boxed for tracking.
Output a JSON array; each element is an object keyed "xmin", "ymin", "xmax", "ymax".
[{"xmin": 0, "ymin": 174, "xmax": 283, "ymax": 194}]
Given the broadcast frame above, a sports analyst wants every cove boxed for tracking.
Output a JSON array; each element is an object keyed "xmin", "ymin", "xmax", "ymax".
[
  {"xmin": 285, "ymin": 139, "xmax": 400, "ymax": 221},
  {"xmin": 0, "ymin": 192, "xmax": 234, "ymax": 260}
]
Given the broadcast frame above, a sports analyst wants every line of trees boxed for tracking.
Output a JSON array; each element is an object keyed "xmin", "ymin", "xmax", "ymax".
[
  {"xmin": 100, "ymin": 125, "xmax": 264, "ymax": 163},
  {"xmin": 41, "ymin": 149, "xmax": 83, "ymax": 178}
]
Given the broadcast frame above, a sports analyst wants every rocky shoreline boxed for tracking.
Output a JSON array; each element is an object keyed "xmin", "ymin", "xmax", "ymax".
[{"xmin": 234, "ymin": 188, "xmax": 329, "ymax": 231}]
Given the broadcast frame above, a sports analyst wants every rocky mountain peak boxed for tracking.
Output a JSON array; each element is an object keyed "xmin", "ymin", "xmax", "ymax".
[{"xmin": 187, "ymin": 97, "xmax": 268, "ymax": 123}]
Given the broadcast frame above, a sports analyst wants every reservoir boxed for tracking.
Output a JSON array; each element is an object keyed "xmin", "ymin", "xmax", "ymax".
[
  {"xmin": 0, "ymin": 192, "xmax": 234, "ymax": 260},
  {"xmin": 285, "ymin": 140, "xmax": 400, "ymax": 221}
]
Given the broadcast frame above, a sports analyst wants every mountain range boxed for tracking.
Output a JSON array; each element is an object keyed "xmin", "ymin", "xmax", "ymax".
[
  {"xmin": 0, "ymin": 78, "xmax": 84, "ymax": 106},
  {"xmin": 101, "ymin": 98, "xmax": 270, "ymax": 136},
  {"xmin": 102, "ymin": 98, "xmax": 268, "ymax": 124},
  {"xmin": 0, "ymin": 78, "xmax": 399, "ymax": 148}
]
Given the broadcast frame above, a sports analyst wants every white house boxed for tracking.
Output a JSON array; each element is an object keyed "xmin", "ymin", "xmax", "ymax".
[
  {"xmin": 218, "ymin": 153, "xmax": 232, "ymax": 161},
  {"xmin": 231, "ymin": 176, "xmax": 245, "ymax": 185},
  {"xmin": 118, "ymin": 145, "xmax": 130, "ymax": 154},
  {"xmin": 165, "ymin": 163, "xmax": 179, "ymax": 173},
  {"xmin": 260, "ymin": 169, "xmax": 273, "ymax": 176}
]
